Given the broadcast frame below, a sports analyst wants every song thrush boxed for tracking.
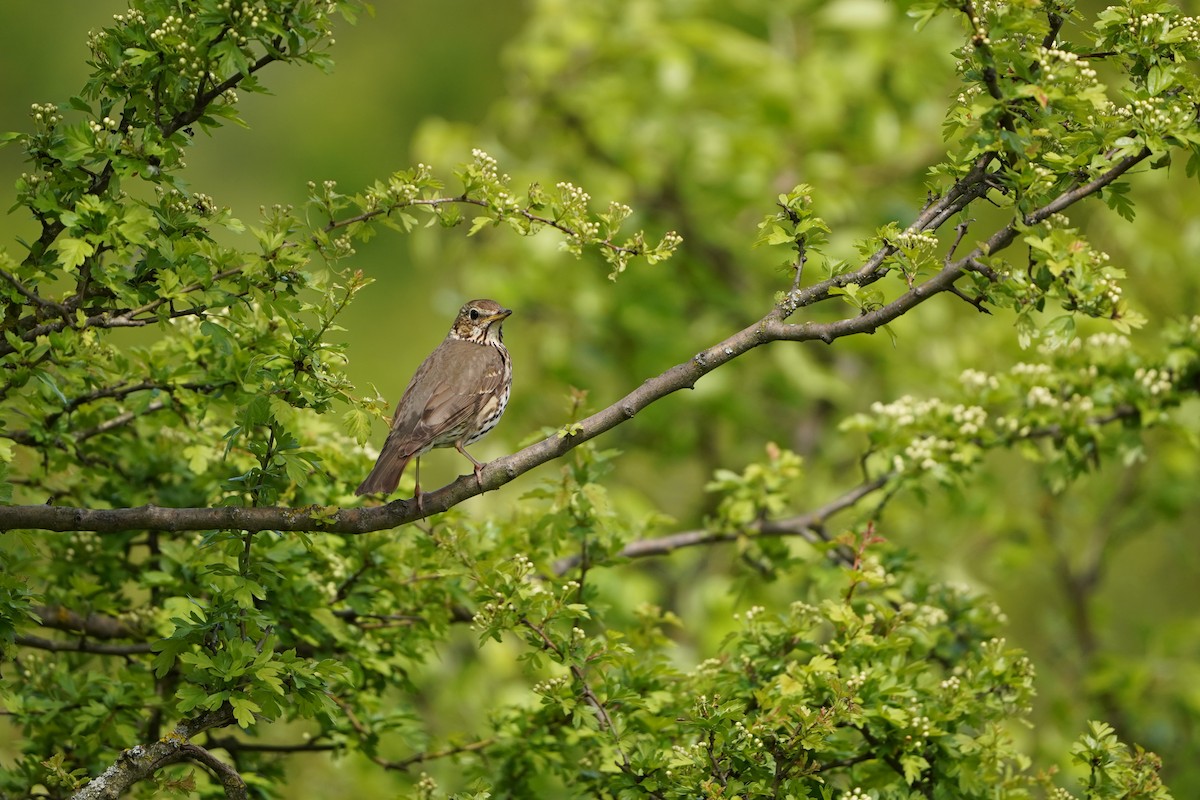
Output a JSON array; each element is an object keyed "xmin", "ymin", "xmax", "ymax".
[{"xmin": 355, "ymin": 299, "xmax": 513, "ymax": 502}]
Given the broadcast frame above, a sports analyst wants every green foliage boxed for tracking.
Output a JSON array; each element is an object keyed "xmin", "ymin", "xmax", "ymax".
[{"xmin": 1, "ymin": 0, "xmax": 1198, "ymax": 798}]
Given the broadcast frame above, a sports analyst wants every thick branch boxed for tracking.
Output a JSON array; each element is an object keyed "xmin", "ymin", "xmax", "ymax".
[
  {"xmin": 178, "ymin": 744, "xmax": 247, "ymax": 800},
  {"xmin": 33, "ymin": 605, "xmax": 141, "ymax": 638},
  {"xmin": 71, "ymin": 707, "xmax": 237, "ymax": 800},
  {"xmin": 0, "ymin": 146, "xmax": 1151, "ymax": 535}
]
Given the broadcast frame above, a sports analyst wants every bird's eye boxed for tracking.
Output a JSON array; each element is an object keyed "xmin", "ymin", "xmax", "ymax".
[{"xmin": 468, "ymin": 308, "xmax": 480, "ymax": 321}]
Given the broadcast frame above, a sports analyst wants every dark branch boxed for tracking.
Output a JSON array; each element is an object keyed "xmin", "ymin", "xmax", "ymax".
[
  {"xmin": 32, "ymin": 605, "xmax": 142, "ymax": 639},
  {"xmin": 15, "ymin": 633, "xmax": 154, "ymax": 655},
  {"xmin": 70, "ymin": 706, "xmax": 237, "ymax": 800}
]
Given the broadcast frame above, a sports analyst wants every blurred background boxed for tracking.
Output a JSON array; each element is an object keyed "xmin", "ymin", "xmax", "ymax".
[{"xmin": 2, "ymin": 0, "xmax": 1198, "ymax": 795}]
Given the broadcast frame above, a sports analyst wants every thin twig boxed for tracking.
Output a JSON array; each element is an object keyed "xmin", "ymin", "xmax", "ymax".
[
  {"xmin": 0, "ymin": 266, "xmax": 71, "ymax": 320},
  {"xmin": 519, "ymin": 617, "xmax": 630, "ymax": 768},
  {"xmin": 553, "ymin": 474, "xmax": 889, "ymax": 574}
]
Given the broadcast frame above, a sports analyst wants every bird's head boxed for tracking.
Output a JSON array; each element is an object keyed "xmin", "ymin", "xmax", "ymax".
[{"xmin": 451, "ymin": 299, "xmax": 512, "ymax": 344}]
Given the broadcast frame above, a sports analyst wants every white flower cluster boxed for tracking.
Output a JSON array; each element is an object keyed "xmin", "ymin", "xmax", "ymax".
[
  {"xmin": 845, "ymin": 669, "xmax": 868, "ymax": 691},
  {"xmin": 64, "ymin": 531, "xmax": 102, "ymax": 561},
  {"xmin": 871, "ymin": 394, "xmax": 989, "ymax": 437},
  {"xmin": 968, "ymin": 15, "xmax": 991, "ymax": 46},
  {"xmin": 1036, "ymin": 47, "xmax": 1098, "ymax": 82},
  {"xmin": 907, "ymin": 712, "xmax": 934, "ymax": 739},
  {"xmin": 959, "ymin": 368, "xmax": 1000, "ymax": 391},
  {"xmin": 1116, "ymin": 98, "xmax": 1192, "ymax": 131},
  {"xmin": 1085, "ymin": 332, "xmax": 1130, "ymax": 350},
  {"xmin": 1026, "ymin": 385, "xmax": 1058, "ymax": 407},
  {"xmin": 855, "ymin": 554, "xmax": 890, "ymax": 585},
  {"xmin": 871, "ymin": 395, "xmax": 942, "ymax": 427},
  {"xmin": 471, "ymin": 587, "xmax": 519, "ymax": 627},
  {"xmin": 88, "ymin": 116, "xmax": 120, "ymax": 135},
  {"xmin": 607, "ymin": 201, "xmax": 632, "ymax": 220},
  {"xmin": 842, "ymin": 785, "xmax": 871, "ymax": 800},
  {"xmin": 556, "ymin": 180, "xmax": 592, "ymax": 208},
  {"xmin": 902, "ymin": 435, "xmax": 959, "ymax": 471},
  {"xmin": 1011, "ymin": 362, "xmax": 1053, "ymax": 377},
  {"xmin": 940, "ymin": 675, "xmax": 961, "ymax": 691},
  {"xmin": 111, "ymin": 9, "xmax": 147, "ymax": 25},
  {"xmin": 731, "ymin": 719, "xmax": 764, "ymax": 749},
  {"xmin": 672, "ymin": 740, "xmax": 707, "ymax": 761},
  {"xmin": 956, "ymin": 85, "xmax": 984, "ymax": 105},
  {"xmin": 1097, "ymin": 274, "xmax": 1122, "ymax": 306},
  {"xmin": 1134, "ymin": 367, "xmax": 1172, "ymax": 395},
  {"xmin": 1133, "ymin": 12, "xmax": 1200, "ymax": 43},
  {"xmin": 149, "ymin": 13, "xmax": 184, "ymax": 40},
  {"xmin": 660, "ymin": 230, "xmax": 684, "ymax": 249},
  {"xmin": 513, "ymin": 552, "xmax": 535, "ymax": 573},
  {"xmin": 1041, "ymin": 212, "xmax": 1072, "ymax": 230},
  {"xmin": 30, "ymin": 102, "xmax": 62, "ymax": 126},
  {"xmin": 734, "ymin": 604, "xmax": 767, "ymax": 623},
  {"xmin": 1030, "ymin": 164, "xmax": 1055, "ymax": 191},
  {"xmin": 951, "ymin": 404, "xmax": 987, "ymax": 436},
  {"xmin": 915, "ymin": 603, "xmax": 949, "ymax": 626},
  {"xmin": 471, "ymin": 148, "xmax": 501, "ymax": 182},
  {"xmin": 532, "ymin": 674, "xmax": 569, "ymax": 695},
  {"xmin": 895, "ymin": 229, "xmax": 938, "ymax": 250}
]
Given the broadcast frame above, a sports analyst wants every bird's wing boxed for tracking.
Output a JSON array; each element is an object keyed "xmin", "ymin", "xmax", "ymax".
[{"xmin": 385, "ymin": 340, "xmax": 504, "ymax": 456}]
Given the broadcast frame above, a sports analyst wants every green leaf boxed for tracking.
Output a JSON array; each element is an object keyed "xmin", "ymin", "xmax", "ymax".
[
  {"xmin": 343, "ymin": 406, "xmax": 373, "ymax": 445},
  {"xmin": 48, "ymin": 122, "xmax": 95, "ymax": 165},
  {"xmin": 1146, "ymin": 64, "xmax": 1173, "ymax": 96},
  {"xmin": 52, "ymin": 237, "xmax": 95, "ymax": 269},
  {"xmin": 200, "ymin": 320, "xmax": 236, "ymax": 355},
  {"xmin": 468, "ymin": 215, "xmax": 495, "ymax": 235}
]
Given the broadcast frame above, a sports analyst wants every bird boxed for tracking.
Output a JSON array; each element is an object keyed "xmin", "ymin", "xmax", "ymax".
[{"xmin": 355, "ymin": 299, "xmax": 513, "ymax": 507}]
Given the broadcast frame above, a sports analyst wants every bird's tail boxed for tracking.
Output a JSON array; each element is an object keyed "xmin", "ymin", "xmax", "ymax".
[{"xmin": 355, "ymin": 449, "xmax": 412, "ymax": 496}]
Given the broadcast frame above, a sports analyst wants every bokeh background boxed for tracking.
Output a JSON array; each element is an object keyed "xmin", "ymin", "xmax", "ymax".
[{"xmin": 3, "ymin": 0, "xmax": 1199, "ymax": 796}]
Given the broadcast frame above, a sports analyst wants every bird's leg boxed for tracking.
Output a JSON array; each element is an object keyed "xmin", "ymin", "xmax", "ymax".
[
  {"xmin": 412, "ymin": 457, "xmax": 425, "ymax": 516},
  {"xmin": 456, "ymin": 442, "xmax": 486, "ymax": 490}
]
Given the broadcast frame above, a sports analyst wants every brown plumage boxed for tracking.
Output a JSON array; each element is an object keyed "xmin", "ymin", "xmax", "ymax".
[{"xmin": 356, "ymin": 299, "xmax": 512, "ymax": 500}]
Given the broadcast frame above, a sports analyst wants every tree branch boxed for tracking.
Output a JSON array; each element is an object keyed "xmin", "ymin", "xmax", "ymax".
[
  {"xmin": 0, "ymin": 145, "xmax": 1152, "ymax": 535},
  {"xmin": 177, "ymin": 743, "xmax": 247, "ymax": 800},
  {"xmin": 206, "ymin": 736, "xmax": 339, "ymax": 754},
  {"xmin": 15, "ymin": 633, "xmax": 154, "ymax": 655},
  {"xmin": 32, "ymin": 605, "xmax": 142, "ymax": 638},
  {"xmin": 553, "ymin": 474, "xmax": 888, "ymax": 574},
  {"xmin": 70, "ymin": 706, "xmax": 237, "ymax": 800}
]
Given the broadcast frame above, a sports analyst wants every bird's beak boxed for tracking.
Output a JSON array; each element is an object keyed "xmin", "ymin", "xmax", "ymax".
[{"xmin": 493, "ymin": 308, "xmax": 512, "ymax": 321}]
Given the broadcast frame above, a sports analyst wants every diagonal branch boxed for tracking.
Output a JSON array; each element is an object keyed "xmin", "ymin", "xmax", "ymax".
[{"xmin": 0, "ymin": 145, "xmax": 1153, "ymax": 536}]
